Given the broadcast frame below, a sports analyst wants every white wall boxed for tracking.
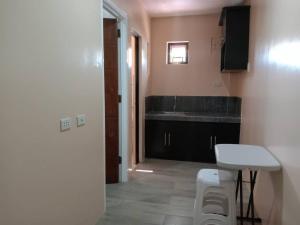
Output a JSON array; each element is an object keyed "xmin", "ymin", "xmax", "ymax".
[
  {"xmin": 230, "ymin": 0, "xmax": 300, "ymax": 224},
  {"xmin": 0, "ymin": 1, "xmax": 105, "ymax": 225}
]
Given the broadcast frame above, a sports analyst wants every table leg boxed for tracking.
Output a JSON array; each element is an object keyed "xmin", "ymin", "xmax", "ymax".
[
  {"xmin": 239, "ymin": 170, "xmax": 244, "ymax": 225},
  {"xmin": 237, "ymin": 170, "xmax": 262, "ymax": 224},
  {"xmin": 246, "ymin": 170, "xmax": 258, "ymax": 225},
  {"xmin": 236, "ymin": 172, "xmax": 240, "ymax": 201}
]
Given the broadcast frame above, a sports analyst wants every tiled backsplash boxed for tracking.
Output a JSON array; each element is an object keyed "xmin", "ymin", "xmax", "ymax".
[{"xmin": 145, "ymin": 96, "xmax": 241, "ymax": 115}]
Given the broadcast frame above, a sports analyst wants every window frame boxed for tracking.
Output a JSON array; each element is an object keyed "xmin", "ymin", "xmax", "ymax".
[{"xmin": 166, "ymin": 41, "xmax": 189, "ymax": 65}]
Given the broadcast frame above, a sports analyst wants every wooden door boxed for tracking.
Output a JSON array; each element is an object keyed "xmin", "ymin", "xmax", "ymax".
[
  {"xmin": 134, "ymin": 36, "xmax": 140, "ymax": 165},
  {"xmin": 129, "ymin": 36, "xmax": 136, "ymax": 169},
  {"xmin": 129, "ymin": 36, "xmax": 140, "ymax": 168},
  {"xmin": 104, "ymin": 19, "xmax": 119, "ymax": 184}
]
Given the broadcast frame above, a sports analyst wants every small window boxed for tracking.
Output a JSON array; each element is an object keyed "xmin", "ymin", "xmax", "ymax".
[{"xmin": 167, "ymin": 41, "xmax": 189, "ymax": 64}]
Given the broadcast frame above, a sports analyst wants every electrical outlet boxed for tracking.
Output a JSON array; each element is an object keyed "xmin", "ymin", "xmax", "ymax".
[
  {"xmin": 76, "ymin": 114, "xmax": 86, "ymax": 127},
  {"xmin": 60, "ymin": 117, "xmax": 72, "ymax": 131}
]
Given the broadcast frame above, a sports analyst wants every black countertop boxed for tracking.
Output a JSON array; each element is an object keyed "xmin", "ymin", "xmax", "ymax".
[{"xmin": 145, "ymin": 111, "xmax": 241, "ymax": 123}]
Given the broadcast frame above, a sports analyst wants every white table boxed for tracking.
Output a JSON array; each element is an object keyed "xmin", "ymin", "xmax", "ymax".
[{"xmin": 215, "ymin": 144, "xmax": 281, "ymax": 225}]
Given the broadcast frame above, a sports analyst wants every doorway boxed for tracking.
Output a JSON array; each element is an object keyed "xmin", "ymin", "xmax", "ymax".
[
  {"xmin": 102, "ymin": 1, "xmax": 129, "ymax": 183},
  {"xmin": 129, "ymin": 35, "xmax": 140, "ymax": 168},
  {"xmin": 135, "ymin": 36, "xmax": 140, "ymax": 165}
]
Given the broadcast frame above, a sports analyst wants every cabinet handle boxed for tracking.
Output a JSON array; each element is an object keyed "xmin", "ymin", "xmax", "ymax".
[
  {"xmin": 168, "ymin": 132, "xmax": 171, "ymax": 146},
  {"xmin": 164, "ymin": 132, "xmax": 167, "ymax": 146},
  {"xmin": 214, "ymin": 136, "xmax": 217, "ymax": 145},
  {"xmin": 210, "ymin": 136, "xmax": 213, "ymax": 149}
]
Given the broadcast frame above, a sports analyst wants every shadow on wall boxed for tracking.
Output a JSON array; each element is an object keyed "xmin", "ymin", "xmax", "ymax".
[
  {"xmin": 256, "ymin": 171, "xmax": 283, "ymax": 225},
  {"xmin": 271, "ymin": 168, "xmax": 300, "ymax": 225}
]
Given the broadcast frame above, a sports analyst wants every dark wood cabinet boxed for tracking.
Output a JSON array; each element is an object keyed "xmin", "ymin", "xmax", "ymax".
[
  {"xmin": 145, "ymin": 120, "xmax": 240, "ymax": 163},
  {"xmin": 219, "ymin": 5, "xmax": 250, "ymax": 72},
  {"xmin": 172, "ymin": 122, "xmax": 214, "ymax": 162},
  {"xmin": 214, "ymin": 123, "xmax": 240, "ymax": 145},
  {"xmin": 145, "ymin": 121, "xmax": 172, "ymax": 160},
  {"xmin": 189, "ymin": 122, "xmax": 215, "ymax": 163}
]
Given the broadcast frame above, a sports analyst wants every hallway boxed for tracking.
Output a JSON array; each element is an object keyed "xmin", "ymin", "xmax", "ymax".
[{"xmin": 97, "ymin": 160, "xmax": 216, "ymax": 225}]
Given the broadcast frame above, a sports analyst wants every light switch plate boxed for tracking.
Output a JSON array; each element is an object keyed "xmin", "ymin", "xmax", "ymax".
[
  {"xmin": 60, "ymin": 117, "xmax": 72, "ymax": 131},
  {"xmin": 76, "ymin": 114, "xmax": 86, "ymax": 127}
]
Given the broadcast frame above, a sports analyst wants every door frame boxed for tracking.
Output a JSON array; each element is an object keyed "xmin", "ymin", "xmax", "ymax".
[{"xmin": 103, "ymin": 0, "xmax": 129, "ymax": 182}]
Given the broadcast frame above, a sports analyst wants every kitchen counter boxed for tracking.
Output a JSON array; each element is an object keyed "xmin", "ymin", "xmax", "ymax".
[{"xmin": 145, "ymin": 111, "xmax": 241, "ymax": 123}]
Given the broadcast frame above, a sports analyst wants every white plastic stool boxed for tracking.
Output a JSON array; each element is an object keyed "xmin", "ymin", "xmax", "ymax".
[{"xmin": 194, "ymin": 169, "xmax": 236, "ymax": 225}]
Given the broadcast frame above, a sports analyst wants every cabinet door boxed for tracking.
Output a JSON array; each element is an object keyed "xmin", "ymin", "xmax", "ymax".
[
  {"xmin": 170, "ymin": 121, "xmax": 215, "ymax": 163},
  {"xmin": 220, "ymin": 6, "xmax": 250, "ymax": 71},
  {"xmin": 170, "ymin": 121, "xmax": 195, "ymax": 161},
  {"xmin": 214, "ymin": 123, "xmax": 240, "ymax": 145},
  {"xmin": 145, "ymin": 120, "xmax": 172, "ymax": 159},
  {"xmin": 193, "ymin": 122, "xmax": 215, "ymax": 163}
]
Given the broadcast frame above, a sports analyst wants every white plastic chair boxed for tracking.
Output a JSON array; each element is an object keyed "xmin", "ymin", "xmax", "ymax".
[{"xmin": 194, "ymin": 169, "xmax": 236, "ymax": 225}]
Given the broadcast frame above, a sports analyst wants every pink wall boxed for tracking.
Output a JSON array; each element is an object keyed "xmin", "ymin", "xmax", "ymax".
[
  {"xmin": 230, "ymin": 0, "xmax": 300, "ymax": 224},
  {"xmin": 150, "ymin": 15, "xmax": 231, "ymax": 96}
]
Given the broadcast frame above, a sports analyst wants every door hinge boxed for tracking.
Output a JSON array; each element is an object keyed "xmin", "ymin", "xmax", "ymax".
[
  {"xmin": 117, "ymin": 29, "xmax": 121, "ymax": 38},
  {"xmin": 118, "ymin": 156, "xmax": 122, "ymax": 164},
  {"xmin": 118, "ymin": 94, "xmax": 122, "ymax": 103}
]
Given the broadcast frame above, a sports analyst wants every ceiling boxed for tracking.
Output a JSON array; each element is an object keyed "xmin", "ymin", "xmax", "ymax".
[{"xmin": 141, "ymin": 0, "xmax": 245, "ymax": 17}]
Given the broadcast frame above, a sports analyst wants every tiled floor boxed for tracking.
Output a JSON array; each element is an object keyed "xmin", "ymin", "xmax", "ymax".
[{"xmin": 96, "ymin": 159, "xmax": 217, "ymax": 225}]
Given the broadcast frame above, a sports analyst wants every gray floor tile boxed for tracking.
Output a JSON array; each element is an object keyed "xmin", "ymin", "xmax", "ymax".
[
  {"xmin": 97, "ymin": 159, "xmax": 212, "ymax": 225},
  {"xmin": 163, "ymin": 215, "xmax": 193, "ymax": 225}
]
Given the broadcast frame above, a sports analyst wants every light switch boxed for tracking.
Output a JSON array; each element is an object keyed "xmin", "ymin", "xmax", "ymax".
[
  {"xmin": 60, "ymin": 117, "xmax": 72, "ymax": 131},
  {"xmin": 76, "ymin": 114, "xmax": 86, "ymax": 127}
]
